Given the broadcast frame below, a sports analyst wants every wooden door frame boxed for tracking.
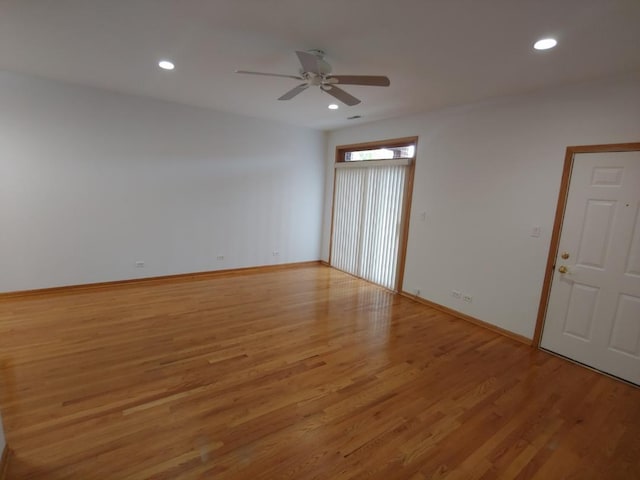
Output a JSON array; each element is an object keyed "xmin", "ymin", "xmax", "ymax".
[
  {"xmin": 328, "ymin": 136, "xmax": 418, "ymax": 292},
  {"xmin": 532, "ymin": 142, "xmax": 640, "ymax": 347}
]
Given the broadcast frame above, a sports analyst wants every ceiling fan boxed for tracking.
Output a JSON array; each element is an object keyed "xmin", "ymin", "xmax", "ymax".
[{"xmin": 235, "ymin": 50, "xmax": 390, "ymax": 106}]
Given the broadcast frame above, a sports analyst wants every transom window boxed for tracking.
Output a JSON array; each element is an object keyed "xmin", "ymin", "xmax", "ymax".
[{"xmin": 343, "ymin": 144, "xmax": 415, "ymax": 162}]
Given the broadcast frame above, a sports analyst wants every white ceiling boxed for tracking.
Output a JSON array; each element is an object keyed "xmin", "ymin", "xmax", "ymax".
[{"xmin": 1, "ymin": 0, "xmax": 639, "ymax": 130}]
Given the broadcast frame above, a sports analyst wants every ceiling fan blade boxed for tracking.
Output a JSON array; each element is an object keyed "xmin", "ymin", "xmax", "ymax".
[
  {"xmin": 236, "ymin": 70, "xmax": 303, "ymax": 80},
  {"xmin": 295, "ymin": 51, "xmax": 320, "ymax": 74},
  {"xmin": 278, "ymin": 83, "xmax": 309, "ymax": 101},
  {"xmin": 322, "ymin": 85, "xmax": 361, "ymax": 106},
  {"xmin": 326, "ymin": 75, "xmax": 390, "ymax": 87}
]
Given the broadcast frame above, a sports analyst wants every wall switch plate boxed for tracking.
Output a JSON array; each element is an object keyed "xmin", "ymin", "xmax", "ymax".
[
  {"xmin": 135, "ymin": 261, "xmax": 145, "ymax": 268},
  {"xmin": 463, "ymin": 295, "xmax": 472, "ymax": 303},
  {"xmin": 272, "ymin": 251, "xmax": 280, "ymax": 256},
  {"xmin": 531, "ymin": 226, "xmax": 541, "ymax": 238},
  {"xmin": 452, "ymin": 290, "xmax": 462, "ymax": 299}
]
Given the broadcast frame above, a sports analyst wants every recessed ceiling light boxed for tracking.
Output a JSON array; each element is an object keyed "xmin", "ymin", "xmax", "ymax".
[
  {"xmin": 158, "ymin": 60, "xmax": 175, "ymax": 70},
  {"xmin": 534, "ymin": 38, "xmax": 557, "ymax": 51},
  {"xmin": 328, "ymin": 104, "xmax": 339, "ymax": 110}
]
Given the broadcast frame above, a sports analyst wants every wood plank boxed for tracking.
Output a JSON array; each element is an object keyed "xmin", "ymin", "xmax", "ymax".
[{"xmin": 0, "ymin": 264, "xmax": 638, "ymax": 479}]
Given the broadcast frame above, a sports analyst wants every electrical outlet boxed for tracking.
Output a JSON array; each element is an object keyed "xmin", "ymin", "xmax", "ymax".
[
  {"xmin": 463, "ymin": 295, "xmax": 472, "ymax": 303},
  {"xmin": 452, "ymin": 290, "xmax": 462, "ymax": 299},
  {"xmin": 216, "ymin": 255, "xmax": 225, "ymax": 261},
  {"xmin": 415, "ymin": 289, "xmax": 421, "ymax": 296},
  {"xmin": 135, "ymin": 261, "xmax": 145, "ymax": 268}
]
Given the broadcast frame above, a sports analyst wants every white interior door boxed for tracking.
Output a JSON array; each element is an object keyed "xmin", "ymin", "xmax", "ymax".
[{"xmin": 541, "ymin": 151, "xmax": 640, "ymax": 385}]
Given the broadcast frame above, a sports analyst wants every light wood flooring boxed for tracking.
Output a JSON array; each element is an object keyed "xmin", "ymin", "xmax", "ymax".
[{"xmin": 0, "ymin": 264, "xmax": 638, "ymax": 479}]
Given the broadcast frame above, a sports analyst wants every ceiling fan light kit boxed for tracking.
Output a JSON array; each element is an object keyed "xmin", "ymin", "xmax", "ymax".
[{"xmin": 236, "ymin": 50, "xmax": 390, "ymax": 106}]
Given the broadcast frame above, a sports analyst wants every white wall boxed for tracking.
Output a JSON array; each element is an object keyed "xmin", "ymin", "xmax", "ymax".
[
  {"xmin": 0, "ymin": 71, "xmax": 325, "ymax": 292},
  {"xmin": 323, "ymin": 73, "xmax": 640, "ymax": 339}
]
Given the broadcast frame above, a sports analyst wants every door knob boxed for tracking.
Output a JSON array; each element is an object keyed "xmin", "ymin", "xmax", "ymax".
[
  {"xmin": 561, "ymin": 252, "xmax": 570, "ymax": 259},
  {"xmin": 558, "ymin": 265, "xmax": 568, "ymax": 274}
]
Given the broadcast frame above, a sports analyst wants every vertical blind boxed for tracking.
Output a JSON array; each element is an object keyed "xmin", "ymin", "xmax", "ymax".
[{"xmin": 331, "ymin": 160, "xmax": 409, "ymax": 290}]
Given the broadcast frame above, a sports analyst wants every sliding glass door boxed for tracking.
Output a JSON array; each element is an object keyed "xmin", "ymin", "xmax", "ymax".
[{"xmin": 330, "ymin": 139, "xmax": 415, "ymax": 291}]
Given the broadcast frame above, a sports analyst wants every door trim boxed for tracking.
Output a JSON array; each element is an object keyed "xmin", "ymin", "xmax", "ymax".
[{"xmin": 532, "ymin": 142, "xmax": 640, "ymax": 347}]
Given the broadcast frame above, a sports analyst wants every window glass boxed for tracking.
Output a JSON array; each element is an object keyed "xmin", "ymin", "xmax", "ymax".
[{"xmin": 344, "ymin": 145, "xmax": 415, "ymax": 161}]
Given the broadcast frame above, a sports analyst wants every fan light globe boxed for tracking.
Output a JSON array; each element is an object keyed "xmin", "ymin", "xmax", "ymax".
[{"xmin": 328, "ymin": 104, "xmax": 339, "ymax": 110}]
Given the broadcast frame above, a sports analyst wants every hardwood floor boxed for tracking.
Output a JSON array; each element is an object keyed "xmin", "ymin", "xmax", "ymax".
[{"xmin": 0, "ymin": 264, "xmax": 638, "ymax": 479}]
